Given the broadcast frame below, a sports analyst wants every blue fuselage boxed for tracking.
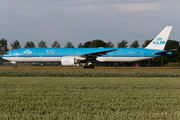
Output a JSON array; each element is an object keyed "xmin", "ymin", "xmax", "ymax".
[
  {"xmin": 2, "ymin": 48, "xmax": 171, "ymax": 63},
  {"xmin": 2, "ymin": 48, "xmax": 170, "ymax": 57}
]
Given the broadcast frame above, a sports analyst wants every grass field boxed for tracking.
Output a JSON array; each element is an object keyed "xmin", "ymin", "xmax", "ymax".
[{"xmin": 0, "ymin": 77, "xmax": 180, "ymax": 119}]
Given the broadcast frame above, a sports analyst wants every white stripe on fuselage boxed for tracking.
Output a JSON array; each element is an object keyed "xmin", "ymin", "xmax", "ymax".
[
  {"xmin": 2, "ymin": 57, "xmax": 62, "ymax": 62},
  {"xmin": 2, "ymin": 56, "xmax": 155, "ymax": 62},
  {"xmin": 96, "ymin": 57, "xmax": 155, "ymax": 62}
]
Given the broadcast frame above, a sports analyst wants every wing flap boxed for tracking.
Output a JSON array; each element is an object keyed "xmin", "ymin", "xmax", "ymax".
[{"xmin": 78, "ymin": 49, "xmax": 118, "ymax": 58}]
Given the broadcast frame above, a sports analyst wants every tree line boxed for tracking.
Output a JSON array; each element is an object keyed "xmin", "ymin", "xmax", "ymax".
[
  {"xmin": 0, "ymin": 38, "xmax": 150, "ymax": 52},
  {"xmin": 0, "ymin": 38, "xmax": 180, "ymax": 66}
]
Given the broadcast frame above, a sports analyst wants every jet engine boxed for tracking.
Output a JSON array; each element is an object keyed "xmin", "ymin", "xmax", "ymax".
[{"xmin": 61, "ymin": 57, "xmax": 77, "ymax": 66}]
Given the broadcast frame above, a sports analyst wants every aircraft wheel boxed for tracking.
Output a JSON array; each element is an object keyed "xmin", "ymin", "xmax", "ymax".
[
  {"xmin": 84, "ymin": 65, "xmax": 91, "ymax": 69},
  {"xmin": 90, "ymin": 65, "xmax": 94, "ymax": 69},
  {"xmin": 84, "ymin": 65, "xmax": 87, "ymax": 69},
  {"xmin": 14, "ymin": 65, "xmax": 17, "ymax": 69}
]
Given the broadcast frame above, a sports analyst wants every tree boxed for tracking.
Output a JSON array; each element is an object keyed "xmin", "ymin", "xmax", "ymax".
[
  {"xmin": 0, "ymin": 38, "xmax": 9, "ymax": 54},
  {"xmin": 51, "ymin": 41, "xmax": 60, "ymax": 48},
  {"xmin": 164, "ymin": 40, "xmax": 179, "ymax": 50},
  {"xmin": 24, "ymin": 41, "xmax": 35, "ymax": 48},
  {"xmin": 78, "ymin": 43, "xmax": 83, "ymax": 48},
  {"xmin": 64, "ymin": 41, "xmax": 74, "ymax": 48},
  {"xmin": 81, "ymin": 39, "xmax": 107, "ymax": 48},
  {"xmin": 38, "ymin": 40, "xmax": 47, "ymax": 48},
  {"xmin": 142, "ymin": 40, "xmax": 152, "ymax": 48},
  {"xmin": 82, "ymin": 41, "xmax": 92, "ymax": 48},
  {"xmin": 163, "ymin": 40, "xmax": 180, "ymax": 64},
  {"xmin": 105, "ymin": 41, "xmax": 114, "ymax": 48},
  {"xmin": 130, "ymin": 40, "xmax": 139, "ymax": 48},
  {"xmin": 117, "ymin": 40, "xmax": 128, "ymax": 48},
  {"xmin": 90, "ymin": 39, "xmax": 106, "ymax": 48},
  {"xmin": 11, "ymin": 40, "xmax": 21, "ymax": 50}
]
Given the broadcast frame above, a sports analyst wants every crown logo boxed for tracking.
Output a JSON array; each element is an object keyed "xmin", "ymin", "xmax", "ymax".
[
  {"xmin": 24, "ymin": 50, "xmax": 32, "ymax": 53},
  {"xmin": 156, "ymin": 37, "xmax": 162, "ymax": 41}
]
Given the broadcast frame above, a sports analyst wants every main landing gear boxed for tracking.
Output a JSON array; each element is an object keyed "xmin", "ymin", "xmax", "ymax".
[
  {"xmin": 83, "ymin": 64, "xmax": 94, "ymax": 69},
  {"xmin": 83, "ymin": 61, "xmax": 94, "ymax": 69}
]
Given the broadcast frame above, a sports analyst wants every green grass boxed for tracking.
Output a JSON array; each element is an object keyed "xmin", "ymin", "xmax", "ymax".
[
  {"xmin": 0, "ymin": 77, "xmax": 180, "ymax": 119},
  {"xmin": 165, "ymin": 62, "xmax": 180, "ymax": 67}
]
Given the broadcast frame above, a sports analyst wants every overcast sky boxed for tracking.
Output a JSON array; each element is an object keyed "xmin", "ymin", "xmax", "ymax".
[{"xmin": 0, "ymin": 0, "xmax": 179, "ymax": 48}]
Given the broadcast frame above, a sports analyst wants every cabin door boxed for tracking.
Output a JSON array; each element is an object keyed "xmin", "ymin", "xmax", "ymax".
[
  {"xmin": 15, "ymin": 51, "xmax": 19, "ymax": 57},
  {"xmin": 77, "ymin": 51, "xmax": 81, "ymax": 55},
  {"xmin": 140, "ymin": 51, "xmax": 144, "ymax": 57},
  {"xmin": 109, "ymin": 52, "xmax": 113, "ymax": 57},
  {"xmin": 39, "ymin": 51, "xmax": 43, "ymax": 57}
]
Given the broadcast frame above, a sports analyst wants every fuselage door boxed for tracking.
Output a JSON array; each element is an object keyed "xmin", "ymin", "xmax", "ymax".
[
  {"xmin": 140, "ymin": 51, "xmax": 144, "ymax": 57},
  {"xmin": 15, "ymin": 51, "xmax": 19, "ymax": 57},
  {"xmin": 39, "ymin": 51, "xmax": 43, "ymax": 57},
  {"xmin": 109, "ymin": 52, "xmax": 113, "ymax": 57},
  {"xmin": 77, "ymin": 51, "xmax": 81, "ymax": 55}
]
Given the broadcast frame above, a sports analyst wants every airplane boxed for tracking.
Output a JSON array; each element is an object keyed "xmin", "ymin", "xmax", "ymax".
[{"xmin": 2, "ymin": 26, "xmax": 173, "ymax": 69}]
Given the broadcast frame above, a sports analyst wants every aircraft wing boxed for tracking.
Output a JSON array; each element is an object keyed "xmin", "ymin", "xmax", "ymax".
[{"xmin": 78, "ymin": 49, "xmax": 118, "ymax": 59}]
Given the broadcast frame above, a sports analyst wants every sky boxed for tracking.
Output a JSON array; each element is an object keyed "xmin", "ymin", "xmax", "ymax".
[{"xmin": 0, "ymin": 0, "xmax": 179, "ymax": 49}]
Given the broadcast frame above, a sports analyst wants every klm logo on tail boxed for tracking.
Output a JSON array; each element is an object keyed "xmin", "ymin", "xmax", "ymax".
[
  {"xmin": 153, "ymin": 37, "xmax": 165, "ymax": 45},
  {"xmin": 156, "ymin": 37, "xmax": 162, "ymax": 40}
]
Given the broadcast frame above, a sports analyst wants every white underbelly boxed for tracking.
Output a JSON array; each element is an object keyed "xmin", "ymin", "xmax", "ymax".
[
  {"xmin": 96, "ymin": 57, "xmax": 154, "ymax": 62},
  {"xmin": 2, "ymin": 57, "xmax": 62, "ymax": 62}
]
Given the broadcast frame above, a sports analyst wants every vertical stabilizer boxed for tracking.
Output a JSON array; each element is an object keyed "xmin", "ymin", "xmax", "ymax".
[{"xmin": 146, "ymin": 26, "xmax": 172, "ymax": 50}]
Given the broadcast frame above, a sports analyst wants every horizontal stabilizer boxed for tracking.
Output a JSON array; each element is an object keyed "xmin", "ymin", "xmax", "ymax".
[{"xmin": 154, "ymin": 49, "xmax": 177, "ymax": 54}]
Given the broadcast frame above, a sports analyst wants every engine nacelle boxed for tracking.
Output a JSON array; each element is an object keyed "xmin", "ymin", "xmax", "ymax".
[{"xmin": 61, "ymin": 57, "xmax": 77, "ymax": 66}]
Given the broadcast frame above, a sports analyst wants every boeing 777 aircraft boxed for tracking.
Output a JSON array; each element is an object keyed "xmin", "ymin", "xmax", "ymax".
[{"xmin": 2, "ymin": 26, "xmax": 173, "ymax": 68}]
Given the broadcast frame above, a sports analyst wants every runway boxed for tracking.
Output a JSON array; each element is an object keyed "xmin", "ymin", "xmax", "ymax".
[{"xmin": 1, "ymin": 66, "xmax": 180, "ymax": 72}]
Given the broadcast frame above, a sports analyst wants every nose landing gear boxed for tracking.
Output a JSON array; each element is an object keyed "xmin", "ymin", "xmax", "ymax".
[
  {"xmin": 14, "ymin": 65, "xmax": 17, "ymax": 69},
  {"xmin": 14, "ymin": 62, "xmax": 17, "ymax": 69}
]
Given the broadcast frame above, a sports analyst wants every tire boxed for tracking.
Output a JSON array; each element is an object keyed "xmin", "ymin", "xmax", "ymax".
[
  {"xmin": 90, "ymin": 65, "xmax": 94, "ymax": 69},
  {"xmin": 84, "ymin": 65, "xmax": 89, "ymax": 69}
]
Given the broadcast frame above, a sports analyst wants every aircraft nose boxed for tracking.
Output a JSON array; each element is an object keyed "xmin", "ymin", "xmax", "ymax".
[
  {"xmin": 1, "ymin": 54, "xmax": 5, "ymax": 58},
  {"xmin": 1, "ymin": 53, "xmax": 7, "ymax": 58}
]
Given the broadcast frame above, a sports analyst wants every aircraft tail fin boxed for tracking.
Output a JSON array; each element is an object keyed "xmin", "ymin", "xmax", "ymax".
[{"xmin": 145, "ymin": 26, "xmax": 172, "ymax": 50}]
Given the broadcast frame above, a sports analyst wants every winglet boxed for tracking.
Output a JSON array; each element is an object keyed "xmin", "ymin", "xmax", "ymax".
[{"xmin": 146, "ymin": 26, "xmax": 172, "ymax": 50}]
